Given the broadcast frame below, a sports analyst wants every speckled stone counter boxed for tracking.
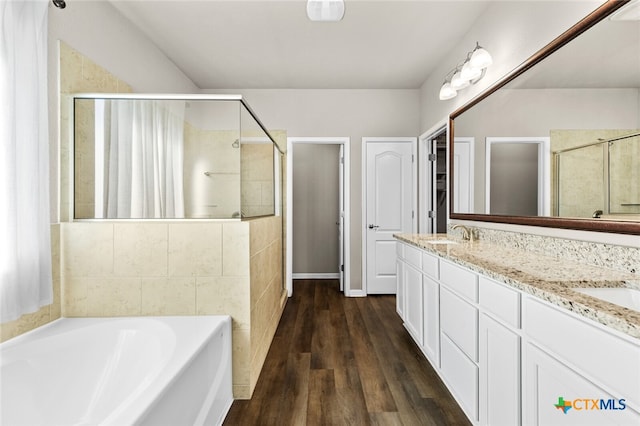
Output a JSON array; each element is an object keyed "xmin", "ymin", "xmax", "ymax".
[{"xmin": 395, "ymin": 233, "xmax": 640, "ymax": 339}]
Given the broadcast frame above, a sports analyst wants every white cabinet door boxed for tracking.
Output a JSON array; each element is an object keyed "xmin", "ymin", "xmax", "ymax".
[
  {"xmin": 524, "ymin": 343, "xmax": 640, "ymax": 426},
  {"xmin": 396, "ymin": 259, "xmax": 405, "ymax": 319},
  {"xmin": 422, "ymin": 275, "xmax": 440, "ymax": 366},
  {"xmin": 404, "ymin": 263, "xmax": 423, "ymax": 346},
  {"xmin": 480, "ymin": 314, "xmax": 521, "ymax": 426}
]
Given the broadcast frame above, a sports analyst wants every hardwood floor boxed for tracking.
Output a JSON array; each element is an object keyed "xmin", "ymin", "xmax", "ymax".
[{"xmin": 224, "ymin": 280, "xmax": 471, "ymax": 426}]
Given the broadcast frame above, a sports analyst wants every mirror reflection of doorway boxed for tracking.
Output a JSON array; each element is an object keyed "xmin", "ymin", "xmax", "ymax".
[
  {"xmin": 430, "ymin": 131, "xmax": 448, "ymax": 233},
  {"xmin": 485, "ymin": 137, "xmax": 550, "ymax": 216}
]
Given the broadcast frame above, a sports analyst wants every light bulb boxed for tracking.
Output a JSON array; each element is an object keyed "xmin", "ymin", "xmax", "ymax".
[
  {"xmin": 450, "ymin": 70, "xmax": 470, "ymax": 90},
  {"xmin": 439, "ymin": 82, "xmax": 457, "ymax": 100},
  {"xmin": 307, "ymin": 0, "xmax": 345, "ymax": 22},
  {"xmin": 470, "ymin": 44, "xmax": 492, "ymax": 69},
  {"xmin": 460, "ymin": 59, "xmax": 482, "ymax": 81}
]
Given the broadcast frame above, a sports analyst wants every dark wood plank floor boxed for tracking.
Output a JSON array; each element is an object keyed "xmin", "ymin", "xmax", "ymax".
[{"xmin": 224, "ymin": 280, "xmax": 471, "ymax": 426}]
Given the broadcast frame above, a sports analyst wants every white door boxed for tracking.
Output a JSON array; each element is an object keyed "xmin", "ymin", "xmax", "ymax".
[
  {"xmin": 453, "ymin": 137, "xmax": 474, "ymax": 214},
  {"xmin": 364, "ymin": 138, "xmax": 415, "ymax": 294}
]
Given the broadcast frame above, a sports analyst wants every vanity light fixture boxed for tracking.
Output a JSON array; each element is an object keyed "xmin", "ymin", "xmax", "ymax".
[
  {"xmin": 439, "ymin": 42, "xmax": 493, "ymax": 100},
  {"xmin": 307, "ymin": 0, "xmax": 345, "ymax": 22}
]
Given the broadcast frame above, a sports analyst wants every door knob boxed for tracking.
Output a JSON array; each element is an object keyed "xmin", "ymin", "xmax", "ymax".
[{"xmin": 368, "ymin": 224, "xmax": 380, "ymax": 229}]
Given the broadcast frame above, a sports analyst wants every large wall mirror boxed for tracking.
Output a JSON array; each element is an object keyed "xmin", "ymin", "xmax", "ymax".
[{"xmin": 450, "ymin": 0, "xmax": 640, "ymax": 234}]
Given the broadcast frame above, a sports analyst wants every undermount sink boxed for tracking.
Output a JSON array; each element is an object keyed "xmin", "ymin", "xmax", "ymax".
[
  {"xmin": 573, "ymin": 287, "xmax": 640, "ymax": 312},
  {"xmin": 425, "ymin": 240, "xmax": 459, "ymax": 245}
]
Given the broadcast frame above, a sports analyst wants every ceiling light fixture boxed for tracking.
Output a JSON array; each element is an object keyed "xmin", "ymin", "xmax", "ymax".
[
  {"xmin": 307, "ymin": 0, "xmax": 345, "ymax": 22},
  {"xmin": 439, "ymin": 42, "xmax": 493, "ymax": 101}
]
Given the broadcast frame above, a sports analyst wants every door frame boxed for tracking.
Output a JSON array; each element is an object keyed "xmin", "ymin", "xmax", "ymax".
[
  {"xmin": 485, "ymin": 136, "xmax": 550, "ymax": 216},
  {"xmin": 286, "ymin": 137, "xmax": 351, "ymax": 297},
  {"xmin": 419, "ymin": 118, "xmax": 448, "ymax": 233},
  {"xmin": 361, "ymin": 137, "xmax": 417, "ymax": 296}
]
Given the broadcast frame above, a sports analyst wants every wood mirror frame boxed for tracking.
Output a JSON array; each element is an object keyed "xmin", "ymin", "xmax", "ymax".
[{"xmin": 449, "ymin": 0, "xmax": 639, "ymax": 235}]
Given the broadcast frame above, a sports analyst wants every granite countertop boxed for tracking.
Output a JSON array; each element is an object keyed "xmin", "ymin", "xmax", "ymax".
[{"xmin": 395, "ymin": 233, "xmax": 640, "ymax": 340}]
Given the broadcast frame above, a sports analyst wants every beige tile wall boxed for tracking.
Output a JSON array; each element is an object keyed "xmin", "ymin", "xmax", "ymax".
[
  {"xmin": 249, "ymin": 216, "xmax": 287, "ymax": 393},
  {"xmin": 59, "ymin": 42, "xmax": 133, "ymax": 222},
  {"xmin": 184, "ymin": 124, "xmax": 241, "ymax": 218},
  {"xmin": 241, "ymin": 143, "xmax": 276, "ymax": 217}
]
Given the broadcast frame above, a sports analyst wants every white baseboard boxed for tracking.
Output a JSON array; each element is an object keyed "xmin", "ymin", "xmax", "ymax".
[{"xmin": 292, "ymin": 273, "xmax": 340, "ymax": 280}]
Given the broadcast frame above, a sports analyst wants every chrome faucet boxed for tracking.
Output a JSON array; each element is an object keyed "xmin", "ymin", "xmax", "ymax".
[{"xmin": 451, "ymin": 224, "xmax": 474, "ymax": 242}]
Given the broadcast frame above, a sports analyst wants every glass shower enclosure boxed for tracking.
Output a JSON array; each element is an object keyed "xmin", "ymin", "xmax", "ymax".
[
  {"xmin": 72, "ymin": 94, "xmax": 283, "ymax": 220},
  {"xmin": 554, "ymin": 131, "xmax": 640, "ymax": 219}
]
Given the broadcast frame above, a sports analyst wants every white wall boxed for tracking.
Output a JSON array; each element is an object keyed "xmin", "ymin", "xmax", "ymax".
[
  {"xmin": 47, "ymin": 2, "xmax": 199, "ymax": 221},
  {"xmin": 204, "ymin": 89, "xmax": 421, "ymax": 290},
  {"xmin": 419, "ymin": 0, "xmax": 603, "ymax": 129}
]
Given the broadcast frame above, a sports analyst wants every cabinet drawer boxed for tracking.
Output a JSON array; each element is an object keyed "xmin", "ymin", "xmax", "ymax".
[
  {"xmin": 440, "ymin": 260, "xmax": 478, "ymax": 302},
  {"xmin": 441, "ymin": 287, "xmax": 478, "ymax": 362},
  {"xmin": 404, "ymin": 244, "xmax": 422, "ymax": 270},
  {"xmin": 479, "ymin": 276, "xmax": 520, "ymax": 329},
  {"xmin": 441, "ymin": 333, "xmax": 479, "ymax": 422},
  {"xmin": 422, "ymin": 252, "xmax": 439, "ymax": 279},
  {"xmin": 524, "ymin": 297, "xmax": 640, "ymax": 405}
]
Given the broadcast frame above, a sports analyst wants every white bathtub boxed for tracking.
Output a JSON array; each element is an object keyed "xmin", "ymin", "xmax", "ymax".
[{"xmin": 0, "ymin": 316, "xmax": 233, "ymax": 426}]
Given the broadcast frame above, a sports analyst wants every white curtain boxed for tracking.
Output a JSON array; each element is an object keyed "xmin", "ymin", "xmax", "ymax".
[
  {"xmin": 0, "ymin": 0, "xmax": 53, "ymax": 322},
  {"xmin": 100, "ymin": 100, "xmax": 185, "ymax": 218}
]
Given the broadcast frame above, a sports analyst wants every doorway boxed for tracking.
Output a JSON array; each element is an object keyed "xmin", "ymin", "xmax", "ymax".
[
  {"xmin": 286, "ymin": 137, "xmax": 351, "ymax": 297},
  {"xmin": 420, "ymin": 126, "xmax": 448, "ymax": 233}
]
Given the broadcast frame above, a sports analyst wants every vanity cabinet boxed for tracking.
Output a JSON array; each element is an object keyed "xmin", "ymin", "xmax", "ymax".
[
  {"xmin": 422, "ymin": 274, "xmax": 440, "ymax": 365},
  {"xmin": 479, "ymin": 276, "xmax": 522, "ymax": 426},
  {"xmin": 404, "ymin": 262, "xmax": 423, "ymax": 346},
  {"xmin": 396, "ymin": 243, "xmax": 440, "ymax": 366},
  {"xmin": 396, "ymin": 243, "xmax": 424, "ymax": 345},
  {"xmin": 523, "ymin": 296, "xmax": 640, "ymax": 425},
  {"xmin": 395, "ymin": 239, "xmax": 640, "ymax": 426},
  {"xmin": 439, "ymin": 260, "xmax": 480, "ymax": 422}
]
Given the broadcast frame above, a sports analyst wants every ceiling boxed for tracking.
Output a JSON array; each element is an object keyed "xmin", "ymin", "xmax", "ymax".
[{"xmin": 109, "ymin": 0, "xmax": 491, "ymax": 90}]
